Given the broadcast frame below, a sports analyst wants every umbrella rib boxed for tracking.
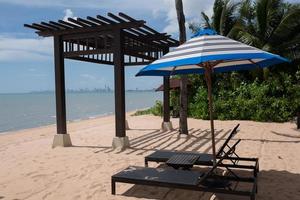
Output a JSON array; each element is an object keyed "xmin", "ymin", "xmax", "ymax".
[
  {"xmin": 248, "ymin": 59, "xmax": 261, "ymax": 69},
  {"xmin": 170, "ymin": 66, "xmax": 177, "ymax": 76}
]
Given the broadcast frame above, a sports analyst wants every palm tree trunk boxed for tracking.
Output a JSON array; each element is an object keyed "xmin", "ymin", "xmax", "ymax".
[{"xmin": 175, "ymin": 0, "xmax": 188, "ymax": 135}]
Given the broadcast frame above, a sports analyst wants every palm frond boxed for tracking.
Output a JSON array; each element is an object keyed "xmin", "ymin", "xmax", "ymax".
[
  {"xmin": 255, "ymin": 0, "xmax": 285, "ymax": 44},
  {"xmin": 212, "ymin": 0, "xmax": 226, "ymax": 33},
  {"xmin": 227, "ymin": 23, "xmax": 244, "ymax": 39},
  {"xmin": 201, "ymin": 12, "xmax": 211, "ymax": 29},
  {"xmin": 239, "ymin": 0, "xmax": 254, "ymax": 24},
  {"xmin": 188, "ymin": 22, "xmax": 201, "ymax": 34},
  {"xmin": 278, "ymin": 33, "xmax": 300, "ymax": 48},
  {"xmin": 237, "ymin": 30, "xmax": 263, "ymax": 47},
  {"xmin": 270, "ymin": 7, "xmax": 300, "ymax": 43},
  {"xmin": 256, "ymin": 0, "xmax": 269, "ymax": 37},
  {"xmin": 219, "ymin": 0, "xmax": 240, "ymax": 36}
]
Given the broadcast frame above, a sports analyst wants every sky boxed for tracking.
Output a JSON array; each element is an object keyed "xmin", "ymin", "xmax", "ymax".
[{"xmin": 0, "ymin": 0, "xmax": 299, "ymax": 93}]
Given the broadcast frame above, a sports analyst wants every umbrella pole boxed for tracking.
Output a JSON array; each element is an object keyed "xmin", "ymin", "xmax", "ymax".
[{"xmin": 204, "ymin": 66, "xmax": 217, "ymax": 166}]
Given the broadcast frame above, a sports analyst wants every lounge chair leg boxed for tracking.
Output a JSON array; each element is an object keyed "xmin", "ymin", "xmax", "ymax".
[
  {"xmin": 111, "ymin": 179, "xmax": 116, "ymax": 195},
  {"xmin": 256, "ymin": 184, "xmax": 258, "ymax": 193},
  {"xmin": 145, "ymin": 159, "xmax": 148, "ymax": 167}
]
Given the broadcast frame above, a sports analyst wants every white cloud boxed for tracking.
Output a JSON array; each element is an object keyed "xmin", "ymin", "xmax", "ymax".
[
  {"xmin": 63, "ymin": 8, "xmax": 76, "ymax": 21},
  {"xmin": 0, "ymin": 0, "xmax": 165, "ymax": 9},
  {"xmin": 0, "ymin": 1, "xmax": 215, "ymax": 63},
  {"xmin": 0, "ymin": 0, "xmax": 215, "ymax": 37},
  {"xmin": 0, "ymin": 36, "xmax": 53, "ymax": 62},
  {"xmin": 160, "ymin": 0, "xmax": 214, "ymax": 36}
]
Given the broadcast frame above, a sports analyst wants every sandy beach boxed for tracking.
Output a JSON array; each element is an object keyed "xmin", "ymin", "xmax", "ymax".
[{"xmin": 0, "ymin": 114, "xmax": 300, "ymax": 200}]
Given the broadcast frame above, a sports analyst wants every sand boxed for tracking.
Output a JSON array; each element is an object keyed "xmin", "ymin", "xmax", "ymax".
[{"xmin": 0, "ymin": 114, "xmax": 300, "ymax": 200}]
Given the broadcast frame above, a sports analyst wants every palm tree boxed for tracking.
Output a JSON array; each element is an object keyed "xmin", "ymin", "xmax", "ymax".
[
  {"xmin": 237, "ymin": 0, "xmax": 300, "ymax": 65},
  {"xmin": 190, "ymin": 0, "xmax": 300, "ymax": 78},
  {"xmin": 175, "ymin": 0, "xmax": 189, "ymax": 135},
  {"xmin": 189, "ymin": 0, "xmax": 240, "ymax": 37}
]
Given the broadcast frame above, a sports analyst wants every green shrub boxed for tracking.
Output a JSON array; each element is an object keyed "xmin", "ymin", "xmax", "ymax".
[
  {"xmin": 133, "ymin": 100, "xmax": 163, "ymax": 117},
  {"xmin": 142, "ymin": 66, "xmax": 300, "ymax": 122},
  {"xmin": 189, "ymin": 70, "xmax": 300, "ymax": 122}
]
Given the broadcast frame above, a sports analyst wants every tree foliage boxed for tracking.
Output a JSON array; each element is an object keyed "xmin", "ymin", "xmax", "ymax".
[{"xmin": 185, "ymin": 0, "xmax": 300, "ymax": 122}]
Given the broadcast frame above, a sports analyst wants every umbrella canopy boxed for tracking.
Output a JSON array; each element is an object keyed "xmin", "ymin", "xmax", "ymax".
[
  {"xmin": 136, "ymin": 28, "xmax": 289, "ymax": 165},
  {"xmin": 136, "ymin": 29, "xmax": 288, "ymax": 76}
]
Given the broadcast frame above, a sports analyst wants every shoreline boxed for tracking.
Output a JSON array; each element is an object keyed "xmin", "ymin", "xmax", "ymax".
[
  {"xmin": 0, "ymin": 110, "xmax": 141, "ymax": 136},
  {"xmin": 1, "ymin": 110, "xmax": 297, "ymax": 137}
]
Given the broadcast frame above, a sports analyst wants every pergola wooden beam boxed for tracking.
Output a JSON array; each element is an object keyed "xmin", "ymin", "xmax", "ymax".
[
  {"xmin": 25, "ymin": 13, "xmax": 178, "ymax": 47},
  {"xmin": 96, "ymin": 14, "xmax": 117, "ymax": 24},
  {"xmin": 49, "ymin": 21, "xmax": 71, "ymax": 29},
  {"xmin": 66, "ymin": 56, "xmax": 114, "ymax": 65},
  {"xmin": 39, "ymin": 21, "xmax": 145, "ymax": 37},
  {"xmin": 67, "ymin": 18, "xmax": 88, "ymax": 27},
  {"xmin": 41, "ymin": 22, "xmax": 60, "ymax": 30},
  {"xmin": 58, "ymin": 20, "xmax": 81, "ymax": 28},
  {"xmin": 64, "ymin": 48, "xmax": 114, "ymax": 57},
  {"xmin": 118, "ymin": 12, "xmax": 178, "ymax": 44},
  {"xmin": 77, "ymin": 18, "xmax": 98, "ymax": 27},
  {"xmin": 87, "ymin": 16, "xmax": 107, "ymax": 25}
]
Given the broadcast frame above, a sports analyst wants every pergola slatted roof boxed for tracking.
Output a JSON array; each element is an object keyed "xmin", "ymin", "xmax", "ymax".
[
  {"xmin": 24, "ymin": 12, "xmax": 178, "ymax": 46},
  {"xmin": 25, "ymin": 12, "xmax": 178, "ymax": 67}
]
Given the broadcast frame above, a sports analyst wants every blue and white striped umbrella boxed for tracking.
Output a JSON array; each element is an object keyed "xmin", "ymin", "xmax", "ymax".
[
  {"xmin": 136, "ymin": 29, "xmax": 289, "ymax": 164},
  {"xmin": 136, "ymin": 29, "xmax": 288, "ymax": 76}
]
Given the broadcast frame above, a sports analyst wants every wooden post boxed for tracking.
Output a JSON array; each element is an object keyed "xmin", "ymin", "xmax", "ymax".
[
  {"xmin": 54, "ymin": 35, "xmax": 67, "ymax": 134},
  {"xmin": 113, "ymin": 30, "xmax": 126, "ymax": 138},
  {"xmin": 297, "ymin": 112, "xmax": 300, "ymax": 129},
  {"xmin": 163, "ymin": 48, "xmax": 170, "ymax": 123},
  {"xmin": 179, "ymin": 76, "xmax": 188, "ymax": 134},
  {"xmin": 204, "ymin": 64, "xmax": 217, "ymax": 165},
  {"xmin": 163, "ymin": 76, "xmax": 170, "ymax": 122}
]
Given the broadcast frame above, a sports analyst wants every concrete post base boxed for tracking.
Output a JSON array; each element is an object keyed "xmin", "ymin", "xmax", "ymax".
[
  {"xmin": 52, "ymin": 134, "xmax": 72, "ymax": 148},
  {"xmin": 161, "ymin": 121, "xmax": 173, "ymax": 131},
  {"xmin": 178, "ymin": 133, "xmax": 189, "ymax": 138},
  {"xmin": 112, "ymin": 136, "xmax": 130, "ymax": 151},
  {"xmin": 125, "ymin": 120, "xmax": 130, "ymax": 130}
]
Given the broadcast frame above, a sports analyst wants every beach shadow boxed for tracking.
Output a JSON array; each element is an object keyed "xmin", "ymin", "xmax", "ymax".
[
  {"xmin": 129, "ymin": 128, "xmax": 162, "ymax": 131},
  {"xmin": 71, "ymin": 145, "xmax": 111, "ymax": 153},
  {"xmin": 271, "ymin": 131, "xmax": 300, "ymax": 139},
  {"xmin": 90, "ymin": 127, "xmax": 230, "ymax": 156},
  {"xmin": 71, "ymin": 127, "xmax": 239, "ymax": 156},
  {"xmin": 71, "ymin": 145, "xmax": 110, "ymax": 149},
  {"xmin": 118, "ymin": 169, "xmax": 300, "ymax": 200},
  {"xmin": 240, "ymin": 138, "xmax": 300, "ymax": 143}
]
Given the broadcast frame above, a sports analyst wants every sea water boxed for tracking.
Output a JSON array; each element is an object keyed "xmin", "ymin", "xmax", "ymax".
[{"xmin": 0, "ymin": 91, "xmax": 161, "ymax": 133}]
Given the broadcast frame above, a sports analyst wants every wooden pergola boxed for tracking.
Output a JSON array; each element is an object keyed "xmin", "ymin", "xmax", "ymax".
[
  {"xmin": 24, "ymin": 12, "xmax": 178, "ymax": 148},
  {"xmin": 155, "ymin": 78, "xmax": 191, "ymax": 91}
]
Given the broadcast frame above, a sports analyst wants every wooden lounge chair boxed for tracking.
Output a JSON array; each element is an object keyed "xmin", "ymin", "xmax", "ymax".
[
  {"xmin": 145, "ymin": 124, "xmax": 259, "ymax": 177},
  {"xmin": 112, "ymin": 140, "xmax": 258, "ymax": 200}
]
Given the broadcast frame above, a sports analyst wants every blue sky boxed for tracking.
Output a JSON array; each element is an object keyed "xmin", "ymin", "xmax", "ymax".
[{"xmin": 0, "ymin": 0, "xmax": 298, "ymax": 93}]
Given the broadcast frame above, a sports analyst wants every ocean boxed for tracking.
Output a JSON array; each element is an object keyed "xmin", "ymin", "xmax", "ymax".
[{"xmin": 0, "ymin": 91, "xmax": 162, "ymax": 133}]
